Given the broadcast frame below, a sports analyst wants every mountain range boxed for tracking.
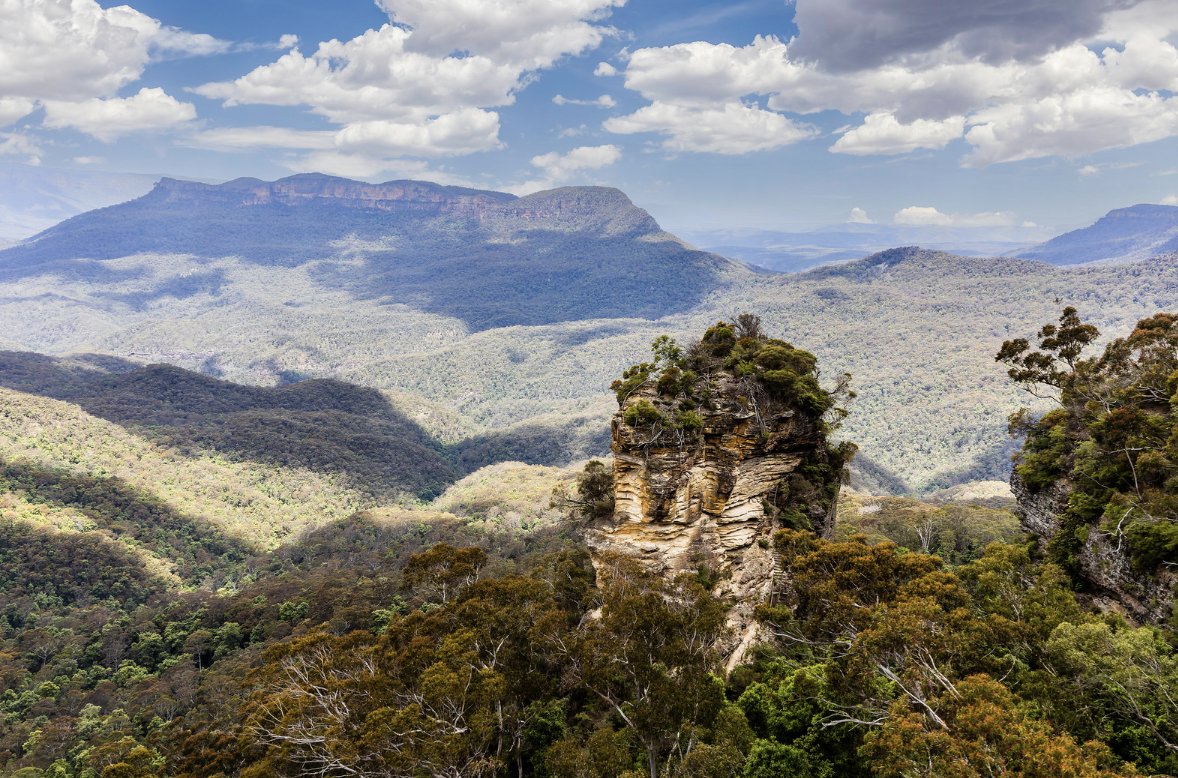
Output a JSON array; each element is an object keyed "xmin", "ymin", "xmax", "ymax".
[
  {"xmin": 1014, "ymin": 202, "xmax": 1178, "ymax": 265},
  {"xmin": 2, "ymin": 176, "xmax": 1177, "ymax": 494},
  {"xmin": 6, "ymin": 173, "xmax": 744, "ymax": 329}
]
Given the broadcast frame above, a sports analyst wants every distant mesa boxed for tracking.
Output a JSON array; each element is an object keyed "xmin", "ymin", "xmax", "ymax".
[
  {"xmin": 0, "ymin": 173, "xmax": 746, "ymax": 329},
  {"xmin": 1015, "ymin": 203, "xmax": 1178, "ymax": 265}
]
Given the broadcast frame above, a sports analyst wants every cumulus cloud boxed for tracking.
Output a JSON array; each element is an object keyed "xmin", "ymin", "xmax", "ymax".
[
  {"xmin": 508, "ymin": 143, "xmax": 621, "ymax": 193},
  {"xmin": 335, "ymin": 109, "xmax": 503, "ymax": 157},
  {"xmin": 847, "ymin": 207, "xmax": 873, "ymax": 224},
  {"xmin": 532, "ymin": 144, "xmax": 620, "ymax": 177},
  {"xmin": 197, "ymin": 0, "xmax": 624, "ymax": 166},
  {"xmin": 553, "ymin": 94, "xmax": 616, "ymax": 108},
  {"xmin": 595, "ymin": 61, "xmax": 619, "ymax": 76},
  {"xmin": 0, "ymin": 0, "xmax": 157, "ymax": 101},
  {"xmin": 0, "ymin": 98, "xmax": 35, "ymax": 128},
  {"xmin": 609, "ymin": 2, "xmax": 1178, "ymax": 165},
  {"xmin": 894, "ymin": 206, "xmax": 1023, "ymax": 226},
  {"xmin": 894, "ymin": 206, "xmax": 953, "ymax": 226},
  {"xmin": 789, "ymin": 0, "xmax": 1139, "ymax": 72},
  {"xmin": 195, "ymin": 27, "xmax": 520, "ymax": 124},
  {"xmin": 43, "ymin": 88, "xmax": 196, "ymax": 141},
  {"xmin": 375, "ymin": 0, "xmax": 623, "ymax": 68},
  {"xmin": 964, "ymin": 85, "xmax": 1178, "ymax": 166},
  {"xmin": 830, "ymin": 112, "xmax": 964, "ymax": 155},
  {"xmin": 0, "ymin": 0, "xmax": 229, "ymax": 102},
  {"xmin": 0, "ymin": 0, "xmax": 251, "ymax": 148},
  {"xmin": 1161, "ymin": 194, "xmax": 1178, "ymax": 205},
  {"xmin": 0, "ymin": 132, "xmax": 41, "ymax": 164},
  {"xmin": 605, "ymin": 101, "xmax": 817, "ymax": 154}
]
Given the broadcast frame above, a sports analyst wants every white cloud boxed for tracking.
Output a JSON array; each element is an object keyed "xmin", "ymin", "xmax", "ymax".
[
  {"xmin": 0, "ymin": 0, "xmax": 246, "ymax": 147},
  {"xmin": 531, "ymin": 144, "xmax": 620, "ymax": 177},
  {"xmin": 847, "ymin": 207, "xmax": 873, "ymax": 224},
  {"xmin": 334, "ymin": 109, "xmax": 503, "ymax": 157},
  {"xmin": 509, "ymin": 143, "xmax": 621, "ymax": 193},
  {"xmin": 830, "ymin": 112, "xmax": 964, "ymax": 155},
  {"xmin": 964, "ymin": 85, "xmax": 1178, "ymax": 166},
  {"xmin": 195, "ymin": 27, "xmax": 521, "ymax": 124},
  {"xmin": 151, "ymin": 27, "xmax": 233, "ymax": 58},
  {"xmin": 278, "ymin": 34, "xmax": 300, "ymax": 49},
  {"xmin": 1100, "ymin": 0, "xmax": 1178, "ymax": 41},
  {"xmin": 1161, "ymin": 194, "xmax": 1178, "ymax": 205},
  {"xmin": 558, "ymin": 124, "xmax": 589, "ymax": 138},
  {"xmin": 0, "ymin": 0, "xmax": 227, "ymax": 102},
  {"xmin": 595, "ymin": 61, "xmax": 619, "ymax": 76},
  {"xmin": 553, "ymin": 94, "xmax": 616, "ymax": 108},
  {"xmin": 73, "ymin": 155, "xmax": 105, "ymax": 165},
  {"xmin": 0, "ymin": 98, "xmax": 35, "ymax": 127},
  {"xmin": 0, "ymin": 0, "xmax": 157, "ymax": 101},
  {"xmin": 375, "ymin": 0, "xmax": 624, "ymax": 69},
  {"xmin": 0, "ymin": 132, "xmax": 41, "ymax": 164},
  {"xmin": 611, "ymin": 5, "xmax": 1178, "ymax": 164},
  {"xmin": 894, "ymin": 206, "xmax": 953, "ymax": 226},
  {"xmin": 197, "ymin": 0, "xmax": 624, "ymax": 166},
  {"xmin": 43, "ymin": 88, "xmax": 196, "ymax": 141},
  {"xmin": 186, "ymin": 126, "xmax": 337, "ymax": 151},
  {"xmin": 605, "ymin": 101, "xmax": 817, "ymax": 154},
  {"xmin": 1077, "ymin": 161, "xmax": 1141, "ymax": 175},
  {"xmin": 894, "ymin": 206, "xmax": 1023, "ymax": 226}
]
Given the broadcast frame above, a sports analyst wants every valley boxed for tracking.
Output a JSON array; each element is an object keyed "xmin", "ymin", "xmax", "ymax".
[{"xmin": 1, "ymin": 177, "xmax": 1176, "ymax": 492}]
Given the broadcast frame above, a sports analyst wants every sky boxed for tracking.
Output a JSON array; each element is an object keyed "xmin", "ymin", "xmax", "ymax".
[{"xmin": 2, "ymin": 0, "xmax": 1178, "ymax": 233}]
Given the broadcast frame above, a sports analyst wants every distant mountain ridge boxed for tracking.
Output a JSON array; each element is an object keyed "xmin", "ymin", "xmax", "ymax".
[
  {"xmin": 1016, "ymin": 203, "xmax": 1178, "ymax": 265},
  {"xmin": 1, "ymin": 173, "xmax": 744, "ymax": 329}
]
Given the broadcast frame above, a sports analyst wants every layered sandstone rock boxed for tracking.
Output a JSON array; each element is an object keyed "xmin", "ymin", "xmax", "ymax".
[{"xmin": 588, "ymin": 324, "xmax": 850, "ymax": 666}]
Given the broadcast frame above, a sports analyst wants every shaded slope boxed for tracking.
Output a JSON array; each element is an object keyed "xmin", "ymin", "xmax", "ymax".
[
  {"xmin": 0, "ymin": 351, "xmax": 458, "ymax": 500},
  {"xmin": 0, "ymin": 174, "xmax": 746, "ymax": 329}
]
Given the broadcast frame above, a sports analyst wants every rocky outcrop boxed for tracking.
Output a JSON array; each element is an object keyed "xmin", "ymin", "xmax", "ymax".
[
  {"xmin": 588, "ymin": 325, "xmax": 849, "ymax": 667},
  {"xmin": 1012, "ymin": 471, "xmax": 1177, "ymax": 624}
]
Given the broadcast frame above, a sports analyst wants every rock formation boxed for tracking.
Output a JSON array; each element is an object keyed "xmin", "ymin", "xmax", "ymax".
[
  {"xmin": 1012, "ymin": 471, "xmax": 1177, "ymax": 624},
  {"xmin": 587, "ymin": 319, "xmax": 852, "ymax": 667}
]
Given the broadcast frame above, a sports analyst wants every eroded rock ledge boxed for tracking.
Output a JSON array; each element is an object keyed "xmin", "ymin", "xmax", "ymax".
[{"xmin": 587, "ymin": 319, "xmax": 852, "ymax": 665}]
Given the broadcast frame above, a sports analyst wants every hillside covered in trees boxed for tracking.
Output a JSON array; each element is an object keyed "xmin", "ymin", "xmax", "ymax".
[
  {"xmin": 0, "ymin": 316, "xmax": 1175, "ymax": 777},
  {"xmin": 3, "ymin": 176, "xmax": 1178, "ymax": 495}
]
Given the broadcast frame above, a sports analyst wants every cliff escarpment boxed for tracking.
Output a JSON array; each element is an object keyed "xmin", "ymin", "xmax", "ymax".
[{"xmin": 588, "ymin": 317, "xmax": 853, "ymax": 663}]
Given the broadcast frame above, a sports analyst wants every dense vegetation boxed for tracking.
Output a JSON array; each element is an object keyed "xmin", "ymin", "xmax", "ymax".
[
  {"xmin": 999, "ymin": 308, "xmax": 1178, "ymax": 579},
  {"xmin": 3, "ymin": 239, "xmax": 1176, "ymax": 494},
  {"xmin": 1, "ymin": 315, "xmax": 1176, "ymax": 777},
  {"xmin": 0, "ymin": 352, "xmax": 610, "ymax": 503},
  {"xmin": 6, "ymin": 517, "xmax": 1175, "ymax": 777}
]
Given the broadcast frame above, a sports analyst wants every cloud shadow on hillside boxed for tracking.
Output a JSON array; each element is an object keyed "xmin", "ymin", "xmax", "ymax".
[{"xmin": 0, "ymin": 351, "xmax": 610, "ymax": 502}]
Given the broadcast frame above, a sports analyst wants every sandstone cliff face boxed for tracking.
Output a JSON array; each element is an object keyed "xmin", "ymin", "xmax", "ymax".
[
  {"xmin": 588, "ymin": 327, "xmax": 848, "ymax": 666},
  {"xmin": 1012, "ymin": 471, "xmax": 1177, "ymax": 624}
]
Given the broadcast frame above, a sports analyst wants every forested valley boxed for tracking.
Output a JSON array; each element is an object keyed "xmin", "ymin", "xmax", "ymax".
[{"xmin": 0, "ymin": 312, "xmax": 1175, "ymax": 778}]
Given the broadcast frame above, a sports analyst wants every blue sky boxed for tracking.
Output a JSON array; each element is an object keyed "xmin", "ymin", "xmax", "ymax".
[{"xmin": 3, "ymin": 0, "xmax": 1178, "ymax": 233}]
